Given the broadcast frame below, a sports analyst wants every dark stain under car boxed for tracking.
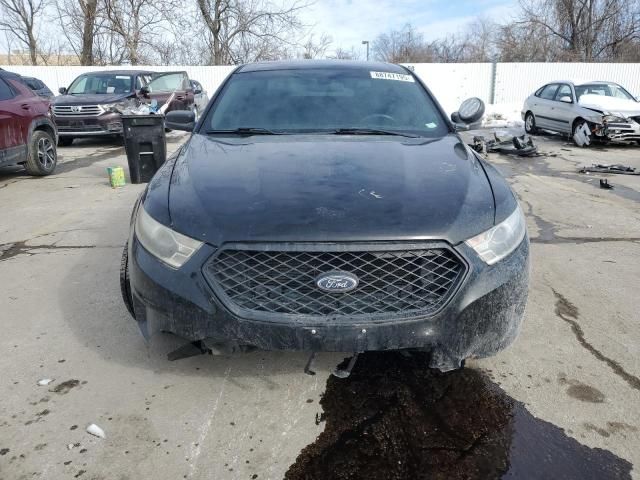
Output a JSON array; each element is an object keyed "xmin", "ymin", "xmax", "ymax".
[{"xmin": 285, "ymin": 352, "xmax": 632, "ymax": 480}]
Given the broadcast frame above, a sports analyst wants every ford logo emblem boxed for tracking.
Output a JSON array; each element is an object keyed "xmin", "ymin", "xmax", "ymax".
[{"xmin": 315, "ymin": 271, "xmax": 359, "ymax": 293}]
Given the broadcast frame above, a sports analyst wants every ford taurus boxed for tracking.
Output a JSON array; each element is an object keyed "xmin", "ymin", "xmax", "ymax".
[{"xmin": 120, "ymin": 60, "xmax": 530, "ymax": 373}]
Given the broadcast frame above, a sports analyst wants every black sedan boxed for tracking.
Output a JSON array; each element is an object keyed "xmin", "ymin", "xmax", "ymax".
[{"xmin": 120, "ymin": 60, "xmax": 529, "ymax": 373}]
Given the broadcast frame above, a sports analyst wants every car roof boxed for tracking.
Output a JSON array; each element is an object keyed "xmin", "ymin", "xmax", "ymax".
[
  {"xmin": 76, "ymin": 69, "xmax": 155, "ymax": 76},
  {"xmin": 236, "ymin": 60, "xmax": 409, "ymax": 74},
  {"xmin": 543, "ymin": 80, "xmax": 621, "ymax": 87},
  {"xmin": 0, "ymin": 69, "xmax": 22, "ymax": 79}
]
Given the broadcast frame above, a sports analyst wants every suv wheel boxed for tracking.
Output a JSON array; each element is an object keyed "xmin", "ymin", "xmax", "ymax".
[
  {"xmin": 25, "ymin": 130, "xmax": 57, "ymax": 176},
  {"xmin": 524, "ymin": 112, "xmax": 537, "ymax": 134},
  {"xmin": 58, "ymin": 137, "xmax": 74, "ymax": 147},
  {"xmin": 120, "ymin": 243, "xmax": 135, "ymax": 318}
]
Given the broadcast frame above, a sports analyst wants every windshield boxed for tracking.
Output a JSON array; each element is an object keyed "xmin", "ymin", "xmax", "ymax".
[
  {"xmin": 203, "ymin": 68, "xmax": 448, "ymax": 137},
  {"xmin": 148, "ymin": 73, "xmax": 188, "ymax": 92},
  {"xmin": 575, "ymin": 83, "xmax": 635, "ymax": 101},
  {"xmin": 68, "ymin": 74, "xmax": 133, "ymax": 94}
]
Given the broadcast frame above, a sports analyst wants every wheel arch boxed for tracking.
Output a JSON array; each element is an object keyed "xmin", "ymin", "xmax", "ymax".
[{"xmin": 29, "ymin": 117, "xmax": 58, "ymax": 145}]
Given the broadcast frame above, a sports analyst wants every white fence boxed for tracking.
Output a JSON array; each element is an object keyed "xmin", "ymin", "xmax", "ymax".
[{"xmin": 3, "ymin": 62, "xmax": 640, "ymax": 113}]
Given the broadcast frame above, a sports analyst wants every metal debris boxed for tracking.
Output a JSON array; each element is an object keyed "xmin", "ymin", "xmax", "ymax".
[
  {"xmin": 600, "ymin": 179, "xmax": 613, "ymax": 189},
  {"xmin": 579, "ymin": 164, "xmax": 639, "ymax": 175},
  {"xmin": 471, "ymin": 133, "xmax": 539, "ymax": 157}
]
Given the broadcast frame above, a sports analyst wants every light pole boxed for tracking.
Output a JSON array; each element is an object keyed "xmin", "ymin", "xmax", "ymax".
[{"xmin": 362, "ymin": 40, "xmax": 369, "ymax": 61}]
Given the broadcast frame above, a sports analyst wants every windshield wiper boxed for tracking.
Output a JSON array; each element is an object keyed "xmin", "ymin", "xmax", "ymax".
[
  {"xmin": 331, "ymin": 128, "xmax": 419, "ymax": 138},
  {"xmin": 205, "ymin": 127, "xmax": 287, "ymax": 135}
]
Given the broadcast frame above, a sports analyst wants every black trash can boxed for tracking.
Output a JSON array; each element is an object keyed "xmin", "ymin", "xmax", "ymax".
[{"xmin": 122, "ymin": 114, "xmax": 166, "ymax": 184}]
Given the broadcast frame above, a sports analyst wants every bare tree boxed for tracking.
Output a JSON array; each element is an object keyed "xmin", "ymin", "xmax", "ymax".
[
  {"xmin": 372, "ymin": 24, "xmax": 436, "ymax": 63},
  {"xmin": 196, "ymin": 0, "xmax": 309, "ymax": 65},
  {"xmin": 518, "ymin": 0, "xmax": 640, "ymax": 61},
  {"xmin": 56, "ymin": 0, "xmax": 100, "ymax": 65},
  {"xmin": 329, "ymin": 46, "xmax": 360, "ymax": 60},
  {"xmin": 103, "ymin": 0, "xmax": 179, "ymax": 64},
  {"xmin": 0, "ymin": 0, "xmax": 48, "ymax": 65},
  {"xmin": 300, "ymin": 33, "xmax": 332, "ymax": 59}
]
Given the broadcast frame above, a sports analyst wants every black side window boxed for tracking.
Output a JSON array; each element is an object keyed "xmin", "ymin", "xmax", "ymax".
[
  {"xmin": 0, "ymin": 78, "xmax": 15, "ymax": 100},
  {"xmin": 539, "ymin": 84, "xmax": 559, "ymax": 100}
]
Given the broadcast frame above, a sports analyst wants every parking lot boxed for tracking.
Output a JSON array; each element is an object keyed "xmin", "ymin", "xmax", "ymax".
[{"xmin": 1, "ymin": 130, "xmax": 639, "ymax": 479}]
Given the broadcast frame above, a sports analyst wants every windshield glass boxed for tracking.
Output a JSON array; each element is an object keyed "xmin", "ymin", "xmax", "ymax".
[
  {"xmin": 204, "ymin": 68, "xmax": 448, "ymax": 136},
  {"xmin": 68, "ymin": 74, "xmax": 133, "ymax": 94},
  {"xmin": 148, "ymin": 73, "xmax": 188, "ymax": 92},
  {"xmin": 575, "ymin": 83, "xmax": 635, "ymax": 101}
]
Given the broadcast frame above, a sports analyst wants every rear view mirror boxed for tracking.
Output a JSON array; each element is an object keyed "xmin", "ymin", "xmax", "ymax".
[
  {"xmin": 139, "ymin": 86, "xmax": 150, "ymax": 96},
  {"xmin": 165, "ymin": 110, "xmax": 195, "ymax": 132},
  {"xmin": 58, "ymin": 87, "xmax": 67, "ymax": 94},
  {"xmin": 559, "ymin": 96, "xmax": 572, "ymax": 103}
]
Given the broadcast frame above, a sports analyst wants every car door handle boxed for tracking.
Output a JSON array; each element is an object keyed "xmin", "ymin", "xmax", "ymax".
[{"xmin": 21, "ymin": 103, "xmax": 31, "ymax": 110}]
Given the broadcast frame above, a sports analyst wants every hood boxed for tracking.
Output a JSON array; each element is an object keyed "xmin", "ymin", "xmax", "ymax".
[
  {"xmin": 578, "ymin": 94, "xmax": 640, "ymax": 117},
  {"xmin": 52, "ymin": 92, "xmax": 134, "ymax": 106},
  {"xmin": 165, "ymin": 134, "xmax": 496, "ymax": 245}
]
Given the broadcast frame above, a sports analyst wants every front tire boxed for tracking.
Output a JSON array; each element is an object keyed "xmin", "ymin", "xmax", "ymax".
[
  {"xmin": 120, "ymin": 243, "xmax": 135, "ymax": 318},
  {"xmin": 524, "ymin": 112, "xmax": 538, "ymax": 134},
  {"xmin": 25, "ymin": 130, "xmax": 57, "ymax": 176},
  {"xmin": 573, "ymin": 120, "xmax": 592, "ymax": 147}
]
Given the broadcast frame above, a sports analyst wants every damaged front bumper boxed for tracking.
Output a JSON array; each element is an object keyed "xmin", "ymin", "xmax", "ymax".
[
  {"xmin": 128, "ymin": 235, "xmax": 530, "ymax": 370},
  {"xmin": 593, "ymin": 117, "xmax": 640, "ymax": 143}
]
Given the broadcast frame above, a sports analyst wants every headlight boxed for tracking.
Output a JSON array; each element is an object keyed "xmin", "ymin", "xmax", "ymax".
[
  {"xmin": 465, "ymin": 206, "xmax": 526, "ymax": 265},
  {"xmin": 100, "ymin": 101, "xmax": 129, "ymax": 113},
  {"xmin": 603, "ymin": 115, "xmax": 627, "ymax": 123},
  {"xmin": 135, "ymin": 206, "xmax": 202, "ymax": 268}
]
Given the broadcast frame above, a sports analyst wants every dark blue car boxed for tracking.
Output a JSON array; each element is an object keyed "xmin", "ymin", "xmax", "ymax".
[{"xmin": 120, "ymin": 60, "xmax": 530, "ymax": 374}]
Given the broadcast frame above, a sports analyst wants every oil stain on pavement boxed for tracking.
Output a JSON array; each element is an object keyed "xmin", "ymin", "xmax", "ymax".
[{"xmin": 285, "ymin": 352, "xmax": 632, "ymax": 480}]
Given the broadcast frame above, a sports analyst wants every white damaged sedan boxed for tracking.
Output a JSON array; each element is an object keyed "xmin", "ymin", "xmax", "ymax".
[{"xmin": 522, "ymin": 81, "xmax": 640, "ymax": 146}]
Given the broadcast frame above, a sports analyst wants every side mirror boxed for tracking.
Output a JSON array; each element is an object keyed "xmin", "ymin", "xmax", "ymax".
[
  {"xmin": 139, "ymin": 86, "xmax": 150, "ymax": 96},
  {"xmin": 58, "ymin": 87, "xmax": 67, "ymax": 94},
  {"xmin": 165, "ymin": 110, "xmax": 195, "ymax": 132},
  {"xmin": 194, "ymin": 88, "xmax": 202, "ymax": 95},
  {"xmin": 451, "ymin": 97, "xmax": 485, "ymax": 130},
  {"xmin": 559, "ymin": 96, "xmax": 572, "ymax": 103}
]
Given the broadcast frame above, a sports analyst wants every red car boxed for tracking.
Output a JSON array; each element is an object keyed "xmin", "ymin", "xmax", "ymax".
[{"xmin": 0, "ymin": 69, "xmax": 57, "ymax": 175}]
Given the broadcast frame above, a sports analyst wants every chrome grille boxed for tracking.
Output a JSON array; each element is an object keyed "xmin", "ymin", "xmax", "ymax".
[
  {"xmin": 204, "ymin": 244, "xmax": 467, "ymax": 321},
  {"xmin": 52, "ymin": 105, "xmax": 103, "ymax": 116}
]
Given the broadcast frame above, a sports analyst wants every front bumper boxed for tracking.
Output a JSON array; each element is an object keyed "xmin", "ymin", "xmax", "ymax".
[
  {"xmin": 54, "ymin": 112, "xmax": 123, "ymax": 136},
  {"xmin": 128, "ymin": 235, "xmax": 530, "ymax": 367},
  {"xmin": 600, "ymin": 120, "xmax": 640, "ymax": 143}
]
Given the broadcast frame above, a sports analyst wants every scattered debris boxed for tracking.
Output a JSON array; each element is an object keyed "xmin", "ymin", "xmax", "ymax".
[
  {"xmin": 86, "ymin": 424, "xmax": 105, "ymax": 439},
  {"xmin": 579, "ymin": 164, "xmax": 639, "ymax": 175},
  {"xmin": 470, "ymin": 133, "xmax": 539, "ymax": 157},
  {"xmin": 37, "ymin": 378, "xmax": 54, "ymax": 386},
  {"xmin": 67, "ymin": 443, "xmax": 80, "ymax": 450},
  {"xmin": 600, "ymin": 179, "xmax": 613, "ymax": 189}
]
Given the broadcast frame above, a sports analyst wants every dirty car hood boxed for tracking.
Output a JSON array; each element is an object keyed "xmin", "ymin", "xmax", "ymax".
[
  {"xmin": 52, "ymin": 93, "xmax": 133, "ymax": 105},
  {"xmin": 166, "ymin": 134, "xmax": 496, "ymax": 245},
  {"xmin": 578, "ymin": 94, "xmax": 640, "ymax": 117}
]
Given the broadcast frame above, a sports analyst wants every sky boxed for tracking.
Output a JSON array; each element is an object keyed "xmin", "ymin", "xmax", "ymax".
[
  {"xmin": 1, "ymin": 0, "xmax": 519, "ymax": 60},
  {"xmin": 300, "ymin": 0, "xmax": 519, "ymax": 57}
]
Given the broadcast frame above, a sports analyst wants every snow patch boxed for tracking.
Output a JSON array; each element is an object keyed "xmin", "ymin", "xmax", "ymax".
[{"xmin": 481, "ymin": 103, "xmax": 524, "ymax": 128}]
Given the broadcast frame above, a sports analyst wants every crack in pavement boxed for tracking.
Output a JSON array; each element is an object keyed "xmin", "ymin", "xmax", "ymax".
[
  {"xmin": 0, "ymin": 240, "xmax": 97, "ymax": 262},
  {"xmin": 552, "ymin": 288, "xmax": 640, "ymax": 392},
  {"xmin": 532, "ymin": 237, "xmax": 640, "ymax": 245}
]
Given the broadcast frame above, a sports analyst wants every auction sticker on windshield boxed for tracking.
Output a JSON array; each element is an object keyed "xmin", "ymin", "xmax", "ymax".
[{"xmin": 370, "ymin": 71, "xmax": 415, "ymax": 82}]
